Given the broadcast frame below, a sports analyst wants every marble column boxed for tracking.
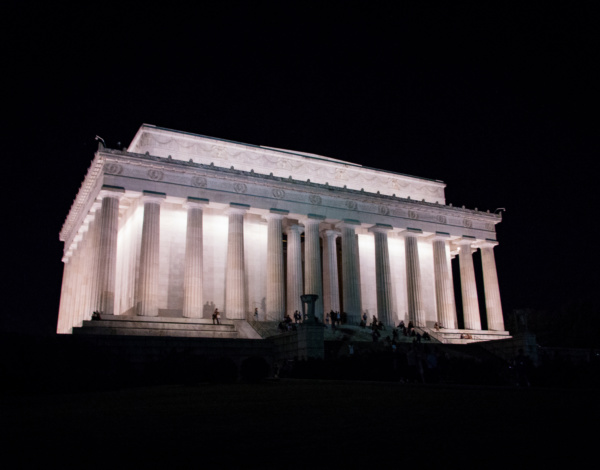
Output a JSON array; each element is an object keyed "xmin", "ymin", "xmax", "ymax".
[
  {"xmin": 72, "ymin": 238, "xmax": 85, "ymax": 327},
  {"xmin": 480, "ymin": 240, "xmax": 505, "ymax": 331},
  {"xmin": 457, "ymin": 236, "xmax": 481, "ymax": 330},
  {"xmin": 302, "ymin": 214, "xmax": 325, "ymax": 320},
  {"xmin": 96, "ymin": 186, "xmax": 124, "ymax": 315},
  {"xmin": 225, "ymin": 203, "xmax": 249, "ymax": 319},
  {"xmin": 182, "ymin": 197, "xmax": 208, "ymax": 318},
  {"xmin": 265, "ymin": 209, "xmax": 288, "ymax": 321},
  {"xmin": 61, "ymin": 248, "xmax": 76, "ymax": 332},
  {"xmin": 368, "ymin": 224, "xmax": 393, "ymax": 326},
  {"xmin": 57, "ymin": 255, "xmax": 73, "ymax": 333},
  {"xmin": 404, "ymin": 228, "xmax": 425, "ymax": 327},
  {"xmin": 137, "ymin": 191, "xmax": 165, "ymax": 317},
  {"xmin": 78, "ymin": 224, "xmax": 93, "ymax": 326},
  {"xmin": 286, "ymin": 224, "xmax": 304, "ymax": 318},
  {"xmin": 432, "ymin": 232, "xmax": 458, "ymax": 329},
  {"xmin": 321, "ymin": 229, "xmax": 340, "ymax": 315},
  {"xmin": 336, "ymin": 219, "xmax": 362, "ymax": 324},
  {"xmin": 88, "ymin": 214, "xmax": 101, "ymax": 320},
  {"xmin": 354, "ymin": 232, "xmax": 363, "ymax": 319}
]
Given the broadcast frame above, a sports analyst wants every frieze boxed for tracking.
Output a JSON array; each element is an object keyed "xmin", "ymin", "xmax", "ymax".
[
  {"xmin": 272, "ymin": 189, "xmax": 285, "ymax": 199},
  {"xmin": 437, "ymin": 215, "xmax": 447, "ymax": 224},
  {"xmin": 409, "ymin": 210, "xmax": 418, "ymax": 220},
  {"xmin": 345, "ymin": 200, "xmax": 357, "ymax": 210},
  {"xmin": 463, "ymin": 219, "xmax": 473, "ymax": 228}
]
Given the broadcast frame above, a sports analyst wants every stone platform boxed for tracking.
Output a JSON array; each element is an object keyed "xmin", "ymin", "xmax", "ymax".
[
  {"xmin": 73, "ymin": 315, "xmax": 261, "ymax": 339},
  {"xmin": 426, "ymin": 327, "xmax": 511, "ymax": 344}
]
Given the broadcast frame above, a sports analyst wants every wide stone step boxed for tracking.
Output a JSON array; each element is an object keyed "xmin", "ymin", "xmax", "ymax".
[
  {"xmin": 96, "ymin": 314, "xmax": 232, "ymax": 325},
  {"xmin": 73, "ymin": 326, "xmax": 239, "ymax": 338},
  {"xmin": 81, "ymin": 320, "xmax": 235, "ymax": 332}
]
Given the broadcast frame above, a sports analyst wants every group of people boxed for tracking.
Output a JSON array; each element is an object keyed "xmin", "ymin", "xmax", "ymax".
[
  {"xmin": 278, "ymin": 313, "xmax": 298, "ymax": 333},
  {"xmin": 325, "ymin": 310, "xmax": 346, "ymax": 327}
]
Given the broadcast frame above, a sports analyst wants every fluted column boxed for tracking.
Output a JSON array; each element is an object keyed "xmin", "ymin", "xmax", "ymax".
[
  {"xmin": 457, "ymin": 236, "xmax": 481, "ymax": 330},
  {"xmin": 225, "ymin": 203, "xmax": 249, "ymax": 319},
  {"xmin": 301, "ymin": 214, "xmax": 325, "ymax": 320},
  {"xmin": 335, "ymin": 220, "xmax": 362, "ymax": 324},
  {"xmin": 137, "ymin": 191, "xmax": 165, "ymax": 317},
  {"xmin": 480, "ymin": 240, "xmax": 505, "ymax": 331},
  {"xmin": 265, "ymin": 209, "xmax": 288, "ymax": 321},
  {"xmin": 88, "ymin": 214, "xmax": 101, "ymax": 319},
  {"xmin": 286, "ymin": 224, "xmax": 304, "ymax": 318},
  {"xmin": 432, "ymin": 232, "xmax": 458, "ymax": 329},
  {"xmin": 321, "ymin": 229, "xmax": 340, "ymax": 315},
  {"xmin": 96, "ymin": 186, "xmax": 124, "ymax": 315},
  {"xmin": 369, "ymin": 224, "xmax": 393, "ymax": 326},
  {"xmin": 61, "ymin": 248, "xmax": 76, "ymax": 332},
  {"xmin": 57, "ymin": 255, "xmax": 74, "ymax": 333},
  {"xmin": 354, "ymin": 232, "xmax": 363, "ymax": 318},
  {"xmin": 183, "ymin": 197, "xmax": 208, "ymax": 318},
  {"xmin": 78, "ymin": 224, "xmax": 93, "ymax": 325},
  {"xmin": 404, "ymin": 228, "xmax": 425, "ymax": 327}
]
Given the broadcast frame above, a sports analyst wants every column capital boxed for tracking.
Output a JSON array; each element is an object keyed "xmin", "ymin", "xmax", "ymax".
[
  {"xmin": 141, "ymin": 190, "xmax": 166, "ymax": 205},
  {"xmin": 368, "ymin": 223, "xmax": 393, "ymax": 234},
  {"xmin": 456, "ymin": 235, "xmax": 477, "ymax": 246},
  {"xmin": 183, "ymin": 196, "xmax": 209, "ymax": 210},
  {"xmin": 400, "ymin": 227, "xmax": 424, "ymax": 237},
  {"xmin": 320, "ymin": 229, "xmax": 340, "ymax": 239},
  {"xmin": 98, "ymin": 185, "xmax": 125, "ymax": 200},
  {"xmin": 478, "ymin": 238, "xmax": 499, "ymax": 248},
  {"xmin": 300, "ymin": 214, "xmax": 325, "ymax": 226},
  {"xmin": 431, "ymin": 231, "xmax": 452, "ymax": 242},
  {"xmin": 264, "ymin": 208, "xmax": 288, "ymax": 221},
  {"xmin": 269, "ymin": 208, "xmax": 289, "ymax": 216},
  {"xmin": 335, "ymin": 218, "xmax": 361, "ymax": 229},
  {"xmin": 285, "ymin": 224, "xmax": 304, "ymax": 235},
  {"xmin": 227, "ymin": 202, "xmax": 250, "ymax": 215}
]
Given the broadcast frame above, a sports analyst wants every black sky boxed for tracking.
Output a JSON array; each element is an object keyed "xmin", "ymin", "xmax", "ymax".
[{"xmin": 4, "ymin": 3, "xmax": 598, "ymax": 335}]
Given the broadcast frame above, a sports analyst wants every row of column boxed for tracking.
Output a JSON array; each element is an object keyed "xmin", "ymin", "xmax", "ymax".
[{"xmin": 59, "ymin": 188, "xmax": 504, "ymax": 332}]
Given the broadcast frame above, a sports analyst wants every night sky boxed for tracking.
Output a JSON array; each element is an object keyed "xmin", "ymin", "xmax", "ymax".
[{"xmin": 4, "ymin": 3, "xmax": 598, "ymax": 335}]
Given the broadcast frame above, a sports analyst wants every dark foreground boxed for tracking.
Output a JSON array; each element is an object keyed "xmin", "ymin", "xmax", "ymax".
[{"xmin": 1, "ymin": 379, "xmax": 596, "ymax": 467}]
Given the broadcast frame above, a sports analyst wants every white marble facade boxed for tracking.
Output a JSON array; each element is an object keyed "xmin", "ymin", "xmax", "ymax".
[{"xmin": 57, "ymin": 124, "xmax": 506, "ymax": 334}]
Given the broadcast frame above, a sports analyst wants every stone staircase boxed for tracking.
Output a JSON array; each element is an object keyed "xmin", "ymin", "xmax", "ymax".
[{"xmin": 72, "ymin": 315, "xmax": 239, "ymax": 339}]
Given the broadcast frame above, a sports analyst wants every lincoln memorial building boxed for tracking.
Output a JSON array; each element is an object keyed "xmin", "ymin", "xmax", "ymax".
[{"xmin": 57, "ymin": 124, "xmax": 508, "ymax": 341}]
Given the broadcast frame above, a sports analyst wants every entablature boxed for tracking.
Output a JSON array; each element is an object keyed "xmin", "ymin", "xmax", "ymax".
[{"xmin": 60, "ymin": 145, "xmax": 502, "ymax": 255}]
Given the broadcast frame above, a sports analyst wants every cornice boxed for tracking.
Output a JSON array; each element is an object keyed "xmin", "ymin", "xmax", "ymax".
[{"xmin": 59, "ymin": 152, "xmax": 104, "ymax": 246}]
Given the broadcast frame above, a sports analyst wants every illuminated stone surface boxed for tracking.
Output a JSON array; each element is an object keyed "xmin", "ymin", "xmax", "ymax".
[{"xmin": 57, "ymin": 124, "xmax": 509, "ymax": 340}]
